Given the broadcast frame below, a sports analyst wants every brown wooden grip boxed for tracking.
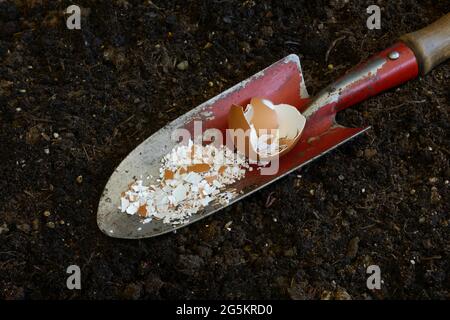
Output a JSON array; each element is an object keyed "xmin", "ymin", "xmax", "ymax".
[{"xmin": 400, "ymin": 13, "xmax": 450, "ymax": 75}]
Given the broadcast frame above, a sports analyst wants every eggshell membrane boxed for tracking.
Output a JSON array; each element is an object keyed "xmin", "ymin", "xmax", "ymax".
[
  {"xmin": 271, "ymin": 104, "xmax": 305, "ymax": 157},
  {"xmin": 275, "ymin": 104, "xmax": 306, "ymax": 139},
  {"xmin": 227, "ymin": 99, "xmax": 306, "ymax": 161}
]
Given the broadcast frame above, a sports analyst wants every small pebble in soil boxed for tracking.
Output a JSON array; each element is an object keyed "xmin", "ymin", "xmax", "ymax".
[
  {"xmin": 225, "ymin": 221, "xmax": 233, "ymax": 231},
  {"xmin": 240, "ymin": 41, "xmax": 251, "ymax": 54},
  {"xmin": 41, "ymin": 133, "xmax": 50, "ymax": 141},
  {"xmin": 321, "ymin": 290, "xmax": 333, "ymax": 300},
  {"xmin": 17, "ymin": 223, "xmax": 31, "ymax": 233},
  {"xmin": 335, "ymin": 287, "xmax": 352, "ymax": 300},
  {"xmin": 32, "ymin": 219, "xmax": 39, "ymax": 230},
  {"xmin": 176, "ymin": 60, "xmax": 189, "ymax": 71},
  {"xmin": 261, "ymin": 26, "xmax": 273, "ymax": 37},
  {"xmin": 255, "ymin": 38, "xmax": 265, "ymax": 48},
  {"xmin": 284, "ymin": 247, "xmax": 296, "ymax": 257},
  {"xmin": 145, "ymin": 275, "xmax": 164, "ymax": 296},
  {"xmin": 44, "ymin": 148, "xmax": 50, "ymax": 154},
  {"xmin": 346, "ymin": 236, "xmax": 360, "ymax": 259},
  {"xmin": 430, "ymin": 187, "xmax": 441, "ymax": 203},
  {"xmin": 43, "ymin": 210, "xmax": 51, "ymax": 217},
  {"xmin": 364, "ymin": 148, "xmax": 377, "ymax": 159},
  {"xmin": 0, "ymin": 223, "xmax": 10, "ymax": 235},
  {"xmin": 76, "ymin": 175, "xmax": 83, "ymax": 184},
  {"xmin": 46, "ymin": 221, "xmax": 55, "ymax": 229},
  {"xmin": 122, "ymin": 283, "xmax": 143, "ymax": 300}
]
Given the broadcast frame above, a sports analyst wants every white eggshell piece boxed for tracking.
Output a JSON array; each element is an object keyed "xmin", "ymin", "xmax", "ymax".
[
  {"xmin": 126, "ymin": 201, "xmax": 139, "ymax": 215},
  {"xmin": 244, "ymin": 104, "xmax": 253, "ymax": 122},
  {"xmin": 172, "ymin": 184, "xmax": 188, "ymax": 204},
  {"xmin": 120, "ymin": 197, "xmax": 130, "ymax": 212},
  {"xmin": 183, "ymin": 172, "xmax": 203, "ymax": 185}
]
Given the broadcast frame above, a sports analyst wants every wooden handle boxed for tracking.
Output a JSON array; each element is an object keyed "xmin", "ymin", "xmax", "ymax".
[{"xmin": 400, "ymin": 13, "xmax": 450, "ymax": 75}]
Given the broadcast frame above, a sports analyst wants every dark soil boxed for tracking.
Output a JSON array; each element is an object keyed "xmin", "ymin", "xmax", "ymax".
[{"xmin": 1, "ymin": 0, "xmax": 449, "ymax": 300}]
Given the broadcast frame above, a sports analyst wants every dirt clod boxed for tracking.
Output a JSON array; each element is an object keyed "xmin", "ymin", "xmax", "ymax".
[
  {"xmin": 176, "ymin": 60, "xmax": 189, "ymax": 71},
  {"xmin": 346, "ymin": 237, "xmax": 360, "ymax": 259},
  {"xmin": 122, "ymin": 282, "xmax": 143, "ymax": 300}
]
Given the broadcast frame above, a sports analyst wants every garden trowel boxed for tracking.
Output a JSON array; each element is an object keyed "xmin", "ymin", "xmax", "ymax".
[{"xmin": 98, "ymin": 13, "xmax": 450, "ymax": 239}]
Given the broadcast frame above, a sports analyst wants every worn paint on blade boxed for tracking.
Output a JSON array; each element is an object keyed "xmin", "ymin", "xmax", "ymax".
[{"xmin": 303, "ymin": 57, "xmax": 387, "ymax": 118}]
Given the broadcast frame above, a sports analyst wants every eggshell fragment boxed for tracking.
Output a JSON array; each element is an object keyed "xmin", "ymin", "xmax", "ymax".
[
  {"xmin": 275, "ymin": 104, "xmax": 305, "ymax": 140},
  {"xmin": 184, "ymin": 172, "xmax": 203, "ymax": 185},
  {"xmin": 273, "ymin": 103, "xmax": 306, "ymax": 157},
  {"xmin": 138, "ymin": 205, "xmax": 148, "ymax": 218},
  {"xmin": 187, "ymin": 163, "xmax": 211, "ymax": 173},
  {"xmin": 248, "ymin": 97, "xmax": 278, "ymax": 133},
  {"xmin": 164, "ymin": 169, "xmax": 175, "ymax": 180},
  {"xmin": 228, "ymin": 104, "xmax": 252, "ymax": 158},
  {"xmin": 228, "ymin": 104, "xmax": 251, "ymax": 132},
  {"xmin": 172, "ymin": 184, "xmax": 188, "ymax": 204},
  {"xmin": 227, "ymin": 98, "xmax": 306, "ymax": 160}
]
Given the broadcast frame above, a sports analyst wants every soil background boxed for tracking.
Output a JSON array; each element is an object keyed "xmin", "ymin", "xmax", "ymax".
[{"xmin": 0, "ymin": 0, "xmax": 449, "ymax": 299}]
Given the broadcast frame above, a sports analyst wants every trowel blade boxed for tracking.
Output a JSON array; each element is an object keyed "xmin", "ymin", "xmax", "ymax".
[{"xmin": 97, "ymin": 54, "xmax": 367, "ymax": 239}]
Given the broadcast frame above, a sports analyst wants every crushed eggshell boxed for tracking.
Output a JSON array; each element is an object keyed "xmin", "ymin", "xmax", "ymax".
[
  {"xmin": 119, "ymin": 140, "xmax": 248, "ymax": 225},
  {"xmin": 228, "ymin": 97, "xmax": 306, "ymax": 161}
]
